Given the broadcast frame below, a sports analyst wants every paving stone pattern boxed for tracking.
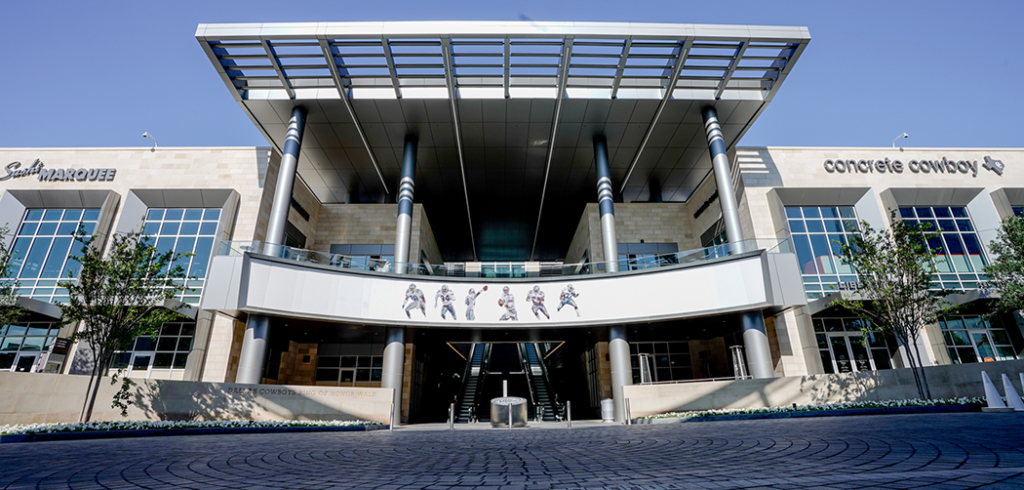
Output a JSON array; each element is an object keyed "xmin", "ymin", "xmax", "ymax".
[{"xmin": 1, "ymin": 413, "xmax": 1023, "ymax": 489}]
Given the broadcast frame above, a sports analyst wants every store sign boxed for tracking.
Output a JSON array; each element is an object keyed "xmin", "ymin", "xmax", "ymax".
[
  {"xmin": 0, "ymin": 159, "xmax": 117, "ymax": 182},
  {"xmin": 823, "ymin": 156, "xmax": 1005, "ymax": 177}
]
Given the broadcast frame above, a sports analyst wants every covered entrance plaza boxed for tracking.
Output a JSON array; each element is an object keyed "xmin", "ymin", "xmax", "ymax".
[
  {"xmin": 245, "ymin": 313, "xmax": 755, "ymax": 424},
  {"xmin": 197, "ymin": 20, "xmax": 811, "ymax": 423}
]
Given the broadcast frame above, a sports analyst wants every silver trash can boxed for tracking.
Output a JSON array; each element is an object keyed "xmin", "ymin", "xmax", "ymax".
[
  {"xmin": 491, "ymin": 396, "xmax": 528, "ymax": 428},
  {"xmin": 600, "ymin": 398, "xmax": 615, "ymax": 422}
]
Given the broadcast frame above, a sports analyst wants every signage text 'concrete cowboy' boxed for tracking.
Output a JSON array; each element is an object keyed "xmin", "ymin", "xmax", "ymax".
[
  {"xmin": 0, "ymin": 160, "xmax": 117, "ymax": 182},
  {"xmin": 823, "ymin": 156, "xmax": 1005, "ymax": 177}
]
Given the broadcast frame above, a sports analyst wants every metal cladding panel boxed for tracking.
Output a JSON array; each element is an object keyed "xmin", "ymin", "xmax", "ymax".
[
  {"xmin": 225, "ymin": 251, "xmax": 803, "ymax": 327},
  {"xmin": 198, "ymin": 21, "xmax": 809, "ymax": 260}
]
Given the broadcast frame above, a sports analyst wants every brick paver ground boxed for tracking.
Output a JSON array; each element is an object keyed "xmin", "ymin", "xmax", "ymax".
[{"xmin": 1, "ymin": 413, "xmax": 1023, "ymax": 489}]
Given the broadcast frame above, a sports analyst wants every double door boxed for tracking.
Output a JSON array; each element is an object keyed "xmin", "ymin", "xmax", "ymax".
[
  {"xmin": 0, "ymin": 352, "xmax": 39, "ymax": 373},
  {"xmin": 826, "ymin": 335, "xmax": 874, "ymax": 373}
]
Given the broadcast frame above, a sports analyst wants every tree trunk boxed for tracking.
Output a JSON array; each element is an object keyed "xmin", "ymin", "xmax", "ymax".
[
  {"xmin": 82, "ymin": 350, "xmax": 110, "ymax": 422},
  {"xmin": 911, "ymin": 340, "xmax": 932, "ymax": 399},
  {"xmin": 79, "ymin": 350, "xmax": 99, "ymax": 423},
  {"xmin": 899, "ymin": 335, "xmax": 925, "ymax": 399}
]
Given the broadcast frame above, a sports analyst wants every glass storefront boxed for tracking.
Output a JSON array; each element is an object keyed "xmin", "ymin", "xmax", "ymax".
[
  {"xmin": 785, "ymin": 206, "xmax": 861, "ymax": 299},
  {"xmin": 898, "ymin": 206, "xmax": 987, "ymax": 290},
  {"xmin": 142, "ymin": 208, "xmax": 220, "ymax": 304},
  {"xmin": 5, "ymin": 208, "xmax": 100, "ymax": 303},
  {"xmin": 941, "ymin": 315, "xmax": 1019, "ymax": 363},
  {"xmin": 110, "ymin": 322, "xmax": 195, "ymax": 379},
  {"xmin": 630, "ymin": 341, "xmax": 692, "ymax": 383},
  {"xmin": 813, "ymin": 317, "xmax": 897, "ymax": 374},
  {"xmin": 0, "ymin": 323, "xmax": 59, "ymax": 372},
  {"xmin": 315, "ymin": 354, "xmax": 383, "ymax": 387}
]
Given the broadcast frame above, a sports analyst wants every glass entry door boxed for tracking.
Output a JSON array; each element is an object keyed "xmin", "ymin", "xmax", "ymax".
[
  {"xmin": 970, "ymin": 330, "xmax": 997, "ymax": 362},
  {"xmin": 14, "ymin": 354, "xmax": 38, "ymax": 372},
  {"xmin": 827, "ymin": 335, "xmax": 876, "ymax": 373},
  {"xmin": 128, "ymin": 351, "xmax": 154, "ymax": 378}
]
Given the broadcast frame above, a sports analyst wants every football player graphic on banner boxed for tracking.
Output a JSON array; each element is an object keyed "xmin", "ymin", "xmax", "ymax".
[
  {"xmin": 465, "ymin": 285, "xmax": 487, "ymax": 321},
  {"xmin": 402, "ymin": 283, "xmax": 426, "ymax": 318},
  {"xmin": 434, "ymin": 285, "xmax": 458, "ymax": 320},
  {"xmin": 558, "ymin": 283, "xmax": 581, "ymax": 317},
  {"xmin": 498, "ymin": 286, "xmax": 518, "ymax": 321},
  {"xmin": 526, "ymin": 285, "xmax": 550, "ymax": 319}
]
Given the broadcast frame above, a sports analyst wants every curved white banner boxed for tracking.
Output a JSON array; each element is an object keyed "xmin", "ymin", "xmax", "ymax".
[{"xmin": 237, "ymin": 254, "xmax": 773, "ymax": 327}]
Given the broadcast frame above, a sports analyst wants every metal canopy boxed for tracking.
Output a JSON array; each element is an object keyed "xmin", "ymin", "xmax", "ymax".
[{"xmin": 197, "ymin": 21, "xmax": 809, "ymax": 261}]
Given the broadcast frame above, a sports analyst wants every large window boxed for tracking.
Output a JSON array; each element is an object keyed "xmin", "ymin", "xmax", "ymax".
[
  {"xmin": 0, "ymin": 322, "xmax": 59, "ymax": 372},
  {"xmin": 813, "ymin": 317, "xmax": 897, "ymax": 374},
  {"xmin": 142, "ymin": 208, "xmax": 220, "ymax": 304},
  {"xmin": 629, "ymin": 341, "xmax": 692, "ymax": 383},
  {"xmin": 786, "ymin": 206, "xmax": 861, "ymax": 299},
  {"xmin": 315, "ymin": 354, "xmax": 383, "ymax": 387},
  {"xmin": 941, "ymin": 315, "xmax": 1019, "ymax": 364},
  {"xmin": 6, "ymin": 209, "xmax": 99, "ymax": 303},
  {"xmin": 898, "ymin": 206, "xmax": 987, "ymax": 290},
  {"xmin": 110, "ymin": 322, "xmax": 195, "ymax": 378}
]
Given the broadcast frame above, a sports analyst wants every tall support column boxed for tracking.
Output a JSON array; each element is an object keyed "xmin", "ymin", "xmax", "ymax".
[
  {"xmin": 608, "ymin": 325, "xmax": 632, "ymax": 423},
  {"xmin": 382, "ymin": 327, "xmax": 406, "ymax": 423},
  {"xmin": 701, "ymin": 106, "xmax": 744, "ymax": 253},
  {"xmin": 394, "ymin": 136, "xmax": 417, "ymax": 274},
  {"xmin": 741, "ymin": 312, "xmax": 775, "ymax": 379},
  {"xmin": 236, "ymin": 315, "xmax": 270, "ymax": 384},
  {"xmin": 594, "ymin": 136, "xmax": 618, "ymax": 273},
  {"xmin": 266, "ymin": 107, "xmax": 306, "ymax": 247}
]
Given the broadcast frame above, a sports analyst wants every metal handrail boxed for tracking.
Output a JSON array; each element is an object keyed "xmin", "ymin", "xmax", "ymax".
[
  {"xmin": 453, "ymin": 344, "xmax": 477, "ymax": 421},
  {"xmin": 532, "ymin": 342, "xmax": 559, "ymax": 419}
]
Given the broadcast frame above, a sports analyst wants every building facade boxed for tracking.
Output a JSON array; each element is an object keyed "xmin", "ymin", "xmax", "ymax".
[{"xmin": 1, "ymin": 21, "xmax": 1021, "ymax": 424}]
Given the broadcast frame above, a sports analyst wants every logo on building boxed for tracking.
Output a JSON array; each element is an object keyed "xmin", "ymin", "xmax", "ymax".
[
  {"xmin": 0, "ymin": 160, "xmax": 117, "ymax": 182},
  {"xmin": 982, "ymin": 156, "xmax": 1005, "ymax": 175}
]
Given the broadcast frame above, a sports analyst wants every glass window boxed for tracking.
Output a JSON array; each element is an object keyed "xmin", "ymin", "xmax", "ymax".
[
  {"xmin": 0, "ymin": 322, "xmax": 60, "ymax": 372},
  {"xmin": 898, "ymin": 206, "xmax": 987, "ymax": 291},
  {"xmin": 941, "ymin": 314, "xmax": 1018, "ymax": 364},
  {"xmin": 786, "ymin": 206, "xmax": 861, "ymax": 299},
  {"xmin": 110, "ymin": 322, "xmax": 195, "ymax": 375},
  {"xmin": 814, "ymin": 317, "xmax": 896, "ymax": 373},
  {"xmin": 143, "ymin": 208, "xmax": 221, "ymax": 304},
  {"xmin": 630, "ymin": 342, "xmax": 692, "ymax": 382},
  {"xmin": 4, "ymin": 209, "xmax": 100, "ymax": 303}
]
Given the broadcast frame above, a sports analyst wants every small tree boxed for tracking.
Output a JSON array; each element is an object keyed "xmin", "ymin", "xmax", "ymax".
[
  {"xmin": 0, "ymin": 225, "xmax": 25, "ymax": 335},
  {"xmin": 830, "ymin": 212, "xmax": 955, "ymax": 399},
  {"xmin": 983, "ymin": 214, "xmax": 1024, "ymax": 313},
  {"xmin": 61, "ymin": 228, "xmax": 189, "ymax": 422}
]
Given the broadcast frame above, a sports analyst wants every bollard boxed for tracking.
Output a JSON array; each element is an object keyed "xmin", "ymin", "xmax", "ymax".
[
  {"xmin": 625, "ymin": 398, "xmax": 632, "ymax": 425},
  {"xmin": 1002, "ymin": 374, "xmax": 1024, "ymax": 411},
  {"xmin": 567, "ymin": 400, "xmax": 572, "ymax": 428},
  {"xmin": 449, "ymin": 403, "xmax": 455, "ymax": 430},
  {"xmin": 508, "ymin": 402, "xmax": 513, "ymax": 432},
  {"xmin": 389, "ymin": 402, "xmax": 395, "ymax": 433},
  {"xmin": 981, "ymin": 371, "xmax": 1010, "ymax": 412}
]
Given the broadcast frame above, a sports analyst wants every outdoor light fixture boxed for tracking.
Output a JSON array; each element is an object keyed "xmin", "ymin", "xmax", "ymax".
[
  {"xmin": 892, "ymin": 132, "xmax": 909, "ymax": 148},
  {"xmin": 143, "ymin": 132, "xmax": 159, "ymax": 149}
]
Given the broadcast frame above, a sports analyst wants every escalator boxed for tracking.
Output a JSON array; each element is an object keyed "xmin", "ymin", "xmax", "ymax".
[
  {"xmin": 520, "ymin": 343, "xmax": 559, "ymax": 421},
  {"xmin": 455, "ymin": 344, "xmax": 489, "ymax": 423}
]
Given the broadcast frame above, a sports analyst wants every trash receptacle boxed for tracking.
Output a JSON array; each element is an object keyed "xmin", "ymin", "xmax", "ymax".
[
  {"xmin": 600, "ymin": 398, "xmax": 615, "ymax": 422},
  {"xmin": 491, "ymin": 396, "xmax": 528, "ymax": 428}
]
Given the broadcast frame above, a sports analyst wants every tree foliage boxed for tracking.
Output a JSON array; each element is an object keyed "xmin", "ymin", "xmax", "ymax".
[
  {"xmin": 0, "ymin": 225, "xmax": 25, "ymax": 331},
  {"xmin": 830, "ymin": 212, "xmax": 955, "ymax": 399},
  {"xmin": 61, "ymin": 227, "xmax": 190, "ymax": 422},
  {"xmin": 984, "ymin": 214, "xmax": 1024, "ymax": 313}
]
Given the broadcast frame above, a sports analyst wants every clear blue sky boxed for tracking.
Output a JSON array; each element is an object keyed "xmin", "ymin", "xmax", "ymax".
[{"xmin": 2, "ymin": 0, "xmax": 1021, "ymax": 149}]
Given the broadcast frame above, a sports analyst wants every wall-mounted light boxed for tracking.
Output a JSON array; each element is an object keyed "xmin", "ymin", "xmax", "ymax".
[
  {"xmin": 142, "ymin": 132, "xmax": 158, "ymax": 150},
  {"xmin": 891, "ymin": 132, "xmax": 908, "ymax": 148}
]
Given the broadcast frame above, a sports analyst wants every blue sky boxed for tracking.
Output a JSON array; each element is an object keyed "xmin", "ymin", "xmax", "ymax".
[{"xmin": 2, "ymin": 0, "xmax": 1021, "ymax": 149}]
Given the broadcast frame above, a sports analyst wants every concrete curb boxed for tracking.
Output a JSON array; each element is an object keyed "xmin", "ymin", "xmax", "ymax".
[
  {"xmin": 632, "ymin": 404, "xmax": 977, "ymax": 425},
  {"xmin": 0, "ymin": 424, "xmax": 387, "ymax": 444}
]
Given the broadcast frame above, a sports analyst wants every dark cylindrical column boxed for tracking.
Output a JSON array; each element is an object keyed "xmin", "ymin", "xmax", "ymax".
[
  {"xmin": 266, "ymin": 107, "xmax": 306, "ymax": 247},
  {"xmin": 742, "ymin": 312, "xmax": 775, "ymax": 379},
  {"xmin": 608, "ymin": 325, "xmax": 632, "ymax": 423},
  {"xmin": 594, "ymin": 136, "xmax": 619, "ymax": 273},
  {"xmin": 381, "ymin": 327, "xmax": 406, "ymax": 423},
  {"xmin": 235, "ymin": 314, "xmax": 270, "ymax": 384},
  {"xmin": 701, "ymin": 106, "xmax": 744, "ymax": 252},
  {"xmin": 394, "ymin": 136, "xmax": 417, "ymax": 274}
]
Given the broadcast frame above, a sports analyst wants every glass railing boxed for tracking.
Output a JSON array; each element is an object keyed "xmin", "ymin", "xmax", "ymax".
[{"xmin": 216, "ymin": 238, "xmax": 791, "ymax": 277}]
